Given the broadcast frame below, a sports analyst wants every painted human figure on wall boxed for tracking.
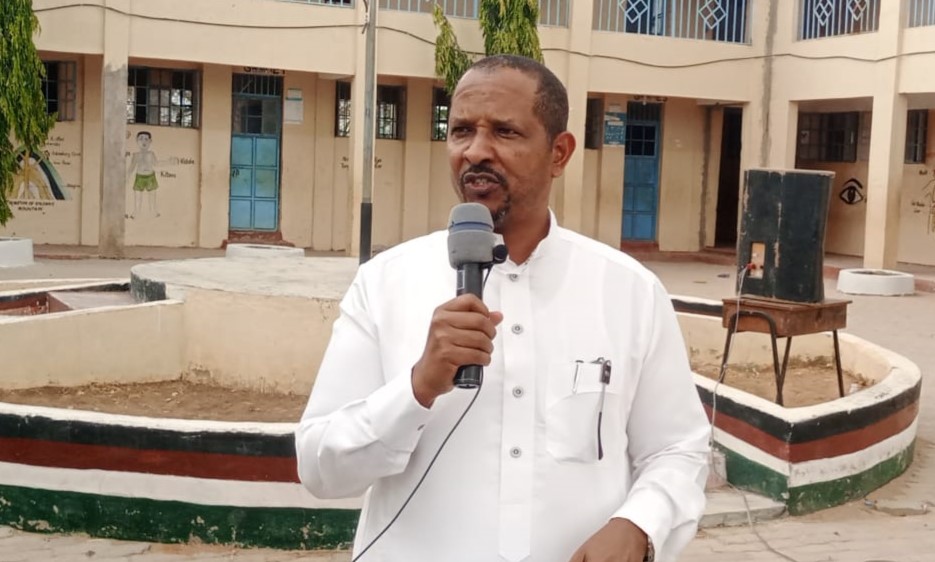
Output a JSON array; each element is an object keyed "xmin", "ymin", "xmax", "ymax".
[
  {"xmin": 126, "ymin": 131, "xmax": 178, "ymax": 219},
  {"xmin": 923, "ymin": 173, "xmax": 935, "ymax": 235}
]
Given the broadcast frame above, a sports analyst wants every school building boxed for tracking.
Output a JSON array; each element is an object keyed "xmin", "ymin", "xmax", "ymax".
[{"xmin": 6, "ymin": 0, "xmax": 935, "ymax": 268}]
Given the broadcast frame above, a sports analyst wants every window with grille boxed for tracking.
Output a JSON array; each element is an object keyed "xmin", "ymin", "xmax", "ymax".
[
  {"xmin": 584, "ymin": 98, "xmax": 604, "ymax": 149},
  {"xmin": 797, "ymin": 112, "xmax": 858, "ymax": 162},
  {"xmin": 906, "ymin": 109, "xmax": 929, "ymax": 164},
  {"xmin": 432, "ymin": 88, "xmax": 450, "ymax": 141},
  {"xmin": 335, "ymin": 81, "xmax": 351, "ymax": 137},
  {"xmin": 42, "ymin": 61, "xmax": 77, "ymax": 121},
  {"xmin": 126, "ymin": 67, "xmax": 199, "ymax": 128},
  {"xmin": 377, "ymin": 85, "xmax": 405, "ymax": 140}
]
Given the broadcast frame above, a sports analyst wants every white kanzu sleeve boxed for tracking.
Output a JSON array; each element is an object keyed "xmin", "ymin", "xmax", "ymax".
[
  {"xmin": 613, "ymin": 279, "xmax": 711, "ymax": 561},
  {"xmin": 295, "ymin": 270, "xmax": 432, "ymax": 500}
]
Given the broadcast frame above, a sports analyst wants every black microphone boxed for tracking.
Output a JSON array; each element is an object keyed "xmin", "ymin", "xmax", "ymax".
[{"xmin": 447, "ymin": 203, "xmax": 505, "ymax": 389}]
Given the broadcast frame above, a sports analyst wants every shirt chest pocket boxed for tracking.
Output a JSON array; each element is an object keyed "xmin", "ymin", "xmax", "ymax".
[{"xmin": 545, "ymin": 359, "xmax": 624, "ymax": 463}]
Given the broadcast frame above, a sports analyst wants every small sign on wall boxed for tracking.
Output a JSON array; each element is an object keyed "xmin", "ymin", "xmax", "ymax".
[
  {"xmin": 242, "ymin": 66, "xmax": 285, "ymax": 75},
  {"xmin": 284, "ymin": 88, "xmax": 304, "ymax": 125},
  {"xmin": 603, "ymin": 112, "xmax": 627, "ymax": 146}
]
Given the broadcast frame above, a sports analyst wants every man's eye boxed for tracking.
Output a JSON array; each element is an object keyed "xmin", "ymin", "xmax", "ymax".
[{"xmin": 497, "ymin": 128, "xmax": 517, "ymax": 136}]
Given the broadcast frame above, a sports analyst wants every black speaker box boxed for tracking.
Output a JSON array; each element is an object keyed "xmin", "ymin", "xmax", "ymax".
[{"xmin": 737, "ymin": 169, "xmax": 834, "ymax": 303}]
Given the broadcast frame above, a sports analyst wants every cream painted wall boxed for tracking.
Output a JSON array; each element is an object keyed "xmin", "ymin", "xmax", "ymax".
[
  {"xmin": 199, "ymin": 64, "xmax": 233, "ymax": 248},
  {"xmin": 124, "ymin": 125, "xmax": 200, "ymax": 246},
  {"xmin": 429, "ymin": 142, "xmax": 458, "ymax": 233},
  {"xmin": 898, "ymin": 110, "xmax": 935, "ymax": 266},
  {"xmin": 0, "ymin": 302, "xmax": 184, "ymax": 390},
  {"xmin": 373, "ymin": 140, "xmax": 404, "ymax": 248},
  {"xmin": 657, "ymin": 98, "xmax": 706, "ymax": 251},
  {"xmin": 280, "ymin": 73, "xmax": 318, "ymax": 248},
  {"xmin": 81, "ymin": 55, "xmax": 103, "ymax": 246}
]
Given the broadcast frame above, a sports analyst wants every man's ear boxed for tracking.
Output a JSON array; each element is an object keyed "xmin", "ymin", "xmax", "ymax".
[{"xmin": 550, "ymin": 131, "xmax": 577, "ymax": 178}]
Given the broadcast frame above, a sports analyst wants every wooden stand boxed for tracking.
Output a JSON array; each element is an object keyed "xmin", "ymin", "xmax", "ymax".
[{"xmin": 720, "ymin": 296, "xmax": 850, "ymax": 406}]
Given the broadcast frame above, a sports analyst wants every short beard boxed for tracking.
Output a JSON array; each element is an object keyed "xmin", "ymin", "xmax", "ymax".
[{"xmin": 491, "ymin": 197, "xmax": 511, "ymax": 232}]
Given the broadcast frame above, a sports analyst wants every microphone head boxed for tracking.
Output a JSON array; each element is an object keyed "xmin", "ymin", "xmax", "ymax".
[{"xmin": 447, "ymin": 203, "xmax": 497, "ymax": 268}]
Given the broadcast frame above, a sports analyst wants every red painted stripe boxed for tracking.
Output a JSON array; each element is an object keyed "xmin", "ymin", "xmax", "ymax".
[
  {"xmin": 704, "ymin": 399, "xmax": 918, "ymax": 463},
  {"xmin": 0, "ymin": 437, "xmax": 300, "ymax": 483}
]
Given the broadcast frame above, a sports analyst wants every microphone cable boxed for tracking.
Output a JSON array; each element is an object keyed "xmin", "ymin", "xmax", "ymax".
[
  {"xmin": 350, "ymin": 385, "xmax": 482, "ymax": 561},
  {"xmin": 351, "ymin": 266, "xmax": 496, "ymax": 561}
]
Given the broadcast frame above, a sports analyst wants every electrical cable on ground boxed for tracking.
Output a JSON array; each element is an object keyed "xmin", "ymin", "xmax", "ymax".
[{"xmin": 708, "ymin": 264, "xmax": 801, "ymax": 562}]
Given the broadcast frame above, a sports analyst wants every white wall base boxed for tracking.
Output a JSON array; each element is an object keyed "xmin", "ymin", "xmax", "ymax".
[
  {"xmin": 0, "ymin": 237, "xmax": 34, "ymax": 268},
  {"xmin": 837, "ymin": 269, "xmax": 915, "ymax": 296}
]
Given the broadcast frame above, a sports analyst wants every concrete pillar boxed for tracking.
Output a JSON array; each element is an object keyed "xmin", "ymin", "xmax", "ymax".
[
  {"xmin": 80, "ymin": 55, "xmax": 103, "ymax": 246},
  {"xmin": 99, "ymin": 0, "xmax": 130, "ymax": 257},
  {"xmin": 559, "ymin": 0, "xmax": 595, "ymax": 234},
  {"xmin": 401, "ymin": 79, "xmax": 432, "ymax": 241},
  {"xmin": 863, "ymin": 1, "xmax": 907, "ymax": 269},
  {"xmin": 347, "ymin": 8, "xmax": 374, "ymax": 258},
  {"xmin": 312, "ymin": 78, "xmax": 337, "ymax": 251}
]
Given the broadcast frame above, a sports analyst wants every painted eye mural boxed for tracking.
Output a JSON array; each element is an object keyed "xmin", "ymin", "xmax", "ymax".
[{"xmin": 839, "ymin": 178, "xmax": 864, "ymax": 205}]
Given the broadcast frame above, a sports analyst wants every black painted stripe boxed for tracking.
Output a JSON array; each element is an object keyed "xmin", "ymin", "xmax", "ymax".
[
  {"xmin": 0, "ymin": 412, "xmax": 295, "ymax": 457},
  {"xmin": 130, "ymin": 271, "xmax": 166, "ymax": 302},
  {"xmin": 696, "ymin": 378, "xmax": 921, "ymax": 444},
  {"xmin": 672, "ymin": 298, "xmax": 723, "ymax": 317}
]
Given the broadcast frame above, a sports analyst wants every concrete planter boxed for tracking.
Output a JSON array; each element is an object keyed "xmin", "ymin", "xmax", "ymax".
[
  {"xmin": 225, "ymin": 243, "xmax": 304, "ymax": 259},
  {"xmin": 0, "ymin": 237, "xmax": 34, "ymax": 268},
  {"xmin": 837, "ymin": 269, "xmax": 915, "ymax": 296}
]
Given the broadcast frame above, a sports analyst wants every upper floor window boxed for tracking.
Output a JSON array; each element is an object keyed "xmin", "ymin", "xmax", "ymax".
[
  {"xmin": 127, "ymin": 67, "xmax": 199, "ymax": 128},
  {"xmin": 797, "ymin": 112, "xmax": 859, "ymax": 163},
  {"xmin": 42, "ymin": 61, "xmax": 77, "ymax": 121},
  {"xmin": 335, "ymin": 81, "xmax": 351, "ymax": 138},
  {"xmin": 798, "ymin": 0, "xmax": 880, "ymax": 41},
  {"xmin": 377, "ymin": 85, "xmax": 405, "ymax": 140},
  {"xmin": 432, "ymin": 88, "xmax": 450, "ymax": 141},
  {"xmin": 906, "ymin": 109, "xmax": 929, "ymax": 164}
]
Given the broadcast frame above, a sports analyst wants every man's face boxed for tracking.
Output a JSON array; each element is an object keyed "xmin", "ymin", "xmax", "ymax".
[{"xmin": 447, "ymin": 68, "xmax": 569, "ymax": 233}]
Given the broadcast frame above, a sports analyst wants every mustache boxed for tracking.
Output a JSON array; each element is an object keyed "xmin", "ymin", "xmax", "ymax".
[{"xmin": 460, "ymin": 165, "xmax": 507, "ymax": 187}]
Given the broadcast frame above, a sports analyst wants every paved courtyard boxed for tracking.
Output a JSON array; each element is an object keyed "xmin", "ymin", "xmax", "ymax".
[{"xmin": 1, "ymin": 249, "xmax": 933, "ymax": 561}]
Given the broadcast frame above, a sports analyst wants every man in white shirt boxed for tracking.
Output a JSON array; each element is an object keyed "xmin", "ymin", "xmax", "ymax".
[{"xmin": 296, "ymin": 54, "xmax": 710, "ymax": 562}]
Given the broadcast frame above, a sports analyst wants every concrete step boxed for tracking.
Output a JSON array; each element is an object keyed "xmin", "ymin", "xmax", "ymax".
[{"xmin": 700, "ymin": 488, "xmax": 786, "ymax": 529}]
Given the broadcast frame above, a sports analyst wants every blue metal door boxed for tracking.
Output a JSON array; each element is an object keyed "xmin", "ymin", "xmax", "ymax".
[
  {"xmin": 622, "ymin": 102, "xmax": 662, "ymax": 241},
  {"xmin": 230, "ymin": 74, "xmax": 282, "ymax": 231}
]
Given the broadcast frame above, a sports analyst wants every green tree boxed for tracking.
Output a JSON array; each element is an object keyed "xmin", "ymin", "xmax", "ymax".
[
  {"xmin": 433, "ymin": 0, "xmax": 543, "ymax": 94},
  {"xmin": 0, "ymin": 0, "xmax": 55, "ymax": 225}
]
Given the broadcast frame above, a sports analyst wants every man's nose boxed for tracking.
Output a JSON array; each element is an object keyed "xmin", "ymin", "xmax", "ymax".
[{"xmin": 463, "ymin": 130, "xmax": 494, "ymax": 164}]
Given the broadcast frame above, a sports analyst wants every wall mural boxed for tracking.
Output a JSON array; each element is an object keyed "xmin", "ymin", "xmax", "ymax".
[
  {"xmin": 913, "ymin": 169, "xmax": 935, "ymax": 235},
  {"xmin": 126, "ymin": 131, "xmax": 179, "ymax": 219},
  {"xmin": 838, "ymin": 178, "xmax": 865, "ymax": 205}
]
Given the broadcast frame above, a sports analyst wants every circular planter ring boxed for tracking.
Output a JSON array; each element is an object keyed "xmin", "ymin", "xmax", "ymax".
[
  {"xmin": 837, "ymin": 269, "xmax": 915, "ymax": 296},
  {"xmin": 225, "ymin": 244, "xmax": 304, "ymax": 259}
]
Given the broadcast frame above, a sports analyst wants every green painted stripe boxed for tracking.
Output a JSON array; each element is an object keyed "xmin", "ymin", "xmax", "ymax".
[
  {"xmin": 0, "ymin": 484, "xmax": 359, "ymax": 550},
  {"xmin": 717, "ymin": 444, "xmax": 790, "ymax": 502},
  {"xmin": 717, "ymin": 440, "xmax": 916, "ymax": 515},
  {"xmin": 787, "ymin": 441, "xmax": 916, "ymax": 515}
]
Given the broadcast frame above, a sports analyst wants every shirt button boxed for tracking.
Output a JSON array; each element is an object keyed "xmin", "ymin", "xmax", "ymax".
[
  {"xmin": 510, "ymin": 447, "xmax": 522, "ymax": 458},
  {"xmin": 508, "ymin": 273, "xmax": 519, "ymax": 282},
  {"xmin": 512, "ymin": 386, "xmax": 524, "ymax": 398},
  {"xmin": 511, "ymin": 324, "xmax": 523, "ymax": 335}
]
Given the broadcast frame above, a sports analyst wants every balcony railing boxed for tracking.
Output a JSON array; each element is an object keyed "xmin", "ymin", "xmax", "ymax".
[
  {"xmin": 379, "ymin": 0, "xmax": 569, "ymax": 26},
  {"xmin": 281, "ymin": 0, "xmax": 354, "ymax": 7},
  {"xmin": 798, "ymin": 0, "xmax": 880, "ymax": 40},
  {"xmin": 593, "ymin": 0, "xmax": 749, "ymax": 44},
  {"xmin": 909, "ymin": 0, "xmax": 935, "ymax": 27}
]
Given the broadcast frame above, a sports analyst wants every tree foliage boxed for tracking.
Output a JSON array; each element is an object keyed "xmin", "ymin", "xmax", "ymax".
[
  {"xmin": 433, "ymin": 0, "xmax": 543, "ymax": 94},
  {"xmin": 0, "ymin": 0, "xmax": 55, "ymax": 226}
]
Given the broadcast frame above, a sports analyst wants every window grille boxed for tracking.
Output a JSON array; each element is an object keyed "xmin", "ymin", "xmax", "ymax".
[
  {"xmin": 127, "ymin": 67, "xmax": 200, "ymax": 128},
  {"xmin": 335, "ymin": 81, "xmax": 351, "ymax": 138},
  {"xmin": 42, "ymin": 61, "xmax": 77, "ymax": 121}
]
